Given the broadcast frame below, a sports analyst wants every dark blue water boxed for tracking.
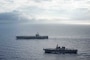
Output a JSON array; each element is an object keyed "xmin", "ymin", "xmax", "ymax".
[{"xmin": 0, "ymin": 23, "xmax": 90, "ymax": 60}]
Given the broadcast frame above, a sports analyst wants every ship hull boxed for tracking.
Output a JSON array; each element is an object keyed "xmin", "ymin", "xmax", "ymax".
[
  {"xmin": 43, "ymin": 49, "xmax": 77, "ymax": 54},
  {"xmin": 16, "ymin": 36, "xmax": 48, "ymax": 39}
]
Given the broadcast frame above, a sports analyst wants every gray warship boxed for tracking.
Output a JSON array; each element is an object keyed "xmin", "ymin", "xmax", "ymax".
[
  {"xmin": 16, "ymin": 33, "xmax": 48, "ymax": 39},
  {"xmin": 43, "ymin": 44, "xmax": 78, "ymax": 54}
]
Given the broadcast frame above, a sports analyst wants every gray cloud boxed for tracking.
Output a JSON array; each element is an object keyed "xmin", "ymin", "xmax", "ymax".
[
  {"xmin": 0, "ymin": 11, "xmax": 44, "ymax": 24},
  {"xmin": 0, "ymin": 0, "xmax": 90, "ymax": 24},
  {"xmin": 0, "ymin": 12, "xmax": 19, "ymax": 21},
  {"xmin": 0, "ymin": 11, "xmax": 31, "ymax": 23}
]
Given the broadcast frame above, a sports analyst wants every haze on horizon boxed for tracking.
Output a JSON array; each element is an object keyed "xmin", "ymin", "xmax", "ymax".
[{"xmin": 0, "ymin": 0, "xmax": 90, "ymax": 25}]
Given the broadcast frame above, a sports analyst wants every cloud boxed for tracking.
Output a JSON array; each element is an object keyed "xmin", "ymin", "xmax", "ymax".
[
  {"xmin": 0, "ymin": 11, "xmax": 46, "ymax": 24},
  {"xmin": 0, "ymin": 11, "xmax": 32, "ymax": 23},
  {"xmin": 0, "ymin": 0, "xmax": 90, "ymax": 24},
  {"xmin": 0, "ymin": 12, "xmax": 19, "ymax": 20},
  {"xmin": 0, "ymin": 0, "xmax": 28, "ymax": 13}
]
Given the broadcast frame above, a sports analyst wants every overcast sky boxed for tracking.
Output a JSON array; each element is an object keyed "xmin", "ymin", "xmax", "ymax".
[{"xmin": 0, "ymin": 0, "xmax": 90, "ymax": 25}]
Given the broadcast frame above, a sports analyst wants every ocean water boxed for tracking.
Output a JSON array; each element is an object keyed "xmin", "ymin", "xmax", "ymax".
[{"xmin": 0, "ymin": 23, "xmax": 90, "ymax": 60}]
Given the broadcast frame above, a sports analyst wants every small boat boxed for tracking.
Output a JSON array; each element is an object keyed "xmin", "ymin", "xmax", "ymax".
[
  {"xmin": 43, "ymin": 44, "xmax": 78, "ymax": 54},
  {"xmin": 16, "ymin": 33, "xmax": 48, "ymax": 39}
]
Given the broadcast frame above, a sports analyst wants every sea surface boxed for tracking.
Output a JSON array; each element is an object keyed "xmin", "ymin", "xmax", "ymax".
[{"xmin": 0, "ymin": 23, "xmax": 90, "ymax": 60}]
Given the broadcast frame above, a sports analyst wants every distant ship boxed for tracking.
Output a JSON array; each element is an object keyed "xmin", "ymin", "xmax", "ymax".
[
  {"xmin": 16, "ymin": 33, "xmax": 48, "ymax": 39},
  {"xmin": 43, "ymin": 44, "xmax": 78, "ymax": 54}
]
